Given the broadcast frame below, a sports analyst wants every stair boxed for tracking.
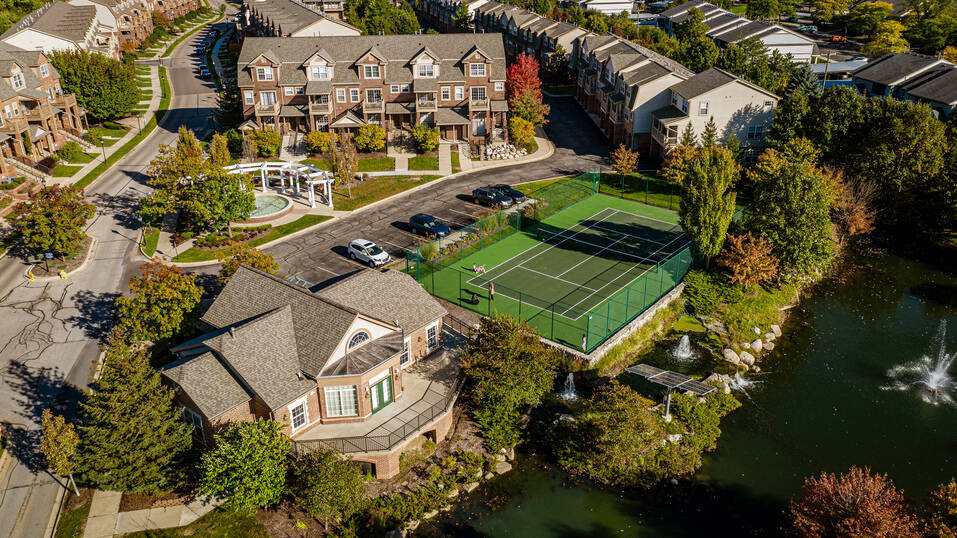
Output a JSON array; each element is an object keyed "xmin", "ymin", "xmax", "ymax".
[
  {"xmin": 6, "ymin": 157, "xmax": 50, "ymax": 183},
  {"xmin": 60, "ymin": 129, "xmax": 96, "ymax": 151}
]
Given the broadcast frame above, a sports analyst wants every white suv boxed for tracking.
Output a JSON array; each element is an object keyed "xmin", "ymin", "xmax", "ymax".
[{"xmin": 348, "ymin": 239, "xmax": 391, "ymax": 267}]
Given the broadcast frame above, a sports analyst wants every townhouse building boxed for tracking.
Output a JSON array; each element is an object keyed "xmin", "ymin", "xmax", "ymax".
[
  {"xmin": 658, "ymin": 0, "xmax": 816, "ymax": 63},
  {"xmin": 851, "ymin": 52, "xmax": 957, "ymax": 119},
  {"xmin": 0, "ymin": 2, "xmax": 119, "ymax": 59},
  {"xmin": 471, "ymin": 1, "xmax": 586, "ymax": 64},
  {"xmin": 417, "ymin": 0, "xmax": 490, "ymax": 32},
  {"xmin": 68, "ymin": 0, "xmax": 153, "ymax": 47},
  {"xmin": 241, "ymin": 0, "xmax": 360, "ymax": 38},
  {"xmin": 237, "ymin": 34, "xmax": 509, "ymax": 145}
]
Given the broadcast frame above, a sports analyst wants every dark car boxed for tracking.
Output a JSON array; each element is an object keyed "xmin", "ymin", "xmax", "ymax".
[
  {"xmin": 489, "ymin": 184, "xmax": 527, "ymax": 204},
  {"xmin": 409, "ymin": 214, "xmax": 451, "ymax": 238},
  {"xmin": 472, "ymin": 187, "xmax": 512, "ymax": 208},
  {"xmin": 199, "ymin": 68, "xmax": 211, "ymax": 79}
]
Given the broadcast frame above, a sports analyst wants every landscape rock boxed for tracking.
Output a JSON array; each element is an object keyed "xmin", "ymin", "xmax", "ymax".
[
  {"xmin": 723, "ymin": 348, "xmax": 741, "ymax": 364},
  {"xmin": 494, "ymin": 454, "xmax": 507, "ymax": 462},
  {"xmin": 505, "ymin": 447, "xmax": 515, "ymax": 461},
  {"xmin": 722, "ymin": 382, "xmax": 731, "ymax": 394},
  {"xmin": 752, "ymin": 365, "xmax": 761, "ymax": 373},
  {"xmin": 423, "ymin": 510, "xmax": 439, "ymax": 520},
  {"xmin": 765, "ymin": 342, "xmax": 775, "ymax": 351},
  {"xmin": 557, "ymin": 414, "xmax": 575, "ymax": 423},
  {"xmin": 385, "ymin": 529, "xmax": 406, "ymax": 538},
  {"xmin": 741, "ymin": 342, "xmax": 751, "ymax": 349},
  {"xmin": 739, "ymin": 362, "xmax": 750, "ymax": 372},
  {"xmin": 441, "ymin": 505, "xmax": 452, "ymax": 512},
  {"xmin": 667, "ymin": 433, "xmax": 683, "ymax": 444},
  {"xmin": 739, "ymin": 351, "xmax": 756, "ymax": 366},
  {"xmin": 464, "ymin": 482, "xmax": 480, "ymax": 493},
  {"xmin": 765, "ymin": 332, "xmax": 776, "ymax": 342},
  {"xmin": 771, "ymin": 324, "xmax": 782, "ymax": 337},
  {"xmin": 447, "ymin": 489, "xmax": 460, "ymax": 499},
  {"xmin": 752, "ymin": 326, "xmax": 762, "ymax": 335},
  {"xmin": 406, "ymin": 521, "xmax": 420, "ymax": 532},
  {"xmin": 751, "ymin": 339, "xmax": 763, "ymax": 353},
  {"xmin": 484, "ymin": 472, "xmax": 495, "ymax": 480},
  {"xmin": 474, "ymin": 469, "xmax": 483, "ymax": 479},
  {"xmin": 494, "ymin": 461, "xmax": 513, "ymax": 474}
]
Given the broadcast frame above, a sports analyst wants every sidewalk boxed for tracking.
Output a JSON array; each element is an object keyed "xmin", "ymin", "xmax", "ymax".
[{"xmin": 82, "ymin": 490, "xmax": 223, "ymax": 537}]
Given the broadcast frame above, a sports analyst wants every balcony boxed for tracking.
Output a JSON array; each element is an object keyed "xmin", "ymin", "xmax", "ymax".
[
  {"xmin": 415, "ymin": 98, "xmax": 437, "ymax": 112},
  {"xmin": 0, "ymin": 117, "xmax": 28, "ymax": 135},
  {"xmin": 468, "ymin": 98, "xmax": 489, "ymax": 112},
  {"xmin": 23, "ymin": 102, "xmax": 54, "ymax": 121},
  {"xmin": 362, "ymin": 100, "xmax": 384, "ymax": 113},
  {"xmin": 255, "ymin": 102, "xmax": 278, "ymax": 116},
  {"xmin": 309, "ymin": 101, "xmax": 332, "ymax": 115}
]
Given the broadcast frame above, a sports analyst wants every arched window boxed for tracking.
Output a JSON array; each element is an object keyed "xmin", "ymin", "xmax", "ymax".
[{"xmin": 348, "ymin": 331, "xmax": 370, "ymax": 350}]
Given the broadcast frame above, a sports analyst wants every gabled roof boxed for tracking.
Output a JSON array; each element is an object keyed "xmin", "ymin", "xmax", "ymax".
[
  {"xmin": 851, "ymin": 52, "xmax": 952, "ymax": 86},
  {"xmin": 359, "ymin": 46, "xmax": 388, "ymax": 64},
  {"xmin": 162, "ymin": 352, "xmax": 251, "ymax": 419},
  {"xmin": 320, "ymin": 330, "xmax": 403, "ymax": 377},
  {"xmin": 318, "ymin": 269, "xmax": 448, "ymax": 333},
  {"xmin": 253, "ymin": 49, "xmax": 281, "ymax": 65},
  {"xmin": 412, "ymin": 46, "xmax": 441, "ymax": 63},
  {"xmin": 900, "ymin": 66, "xmax": 957, "ymax": 106},
  {"xmin": 302, "ymin": 48, "xmax": 335, "ymax": 66},
  {"xmin": 659, "ymin": 0, "xmax": 708, "ymax": 18},
  {"xmin": 244, "ymin": 0, "xmax": 359, "ymax": 36},
  {"xmin": 1, "ymin": 2, "xmax": 96, "ymax": 42},
  {"xmin": 463, "ymin": 44, "xmax": 492, "ymax": 61}
]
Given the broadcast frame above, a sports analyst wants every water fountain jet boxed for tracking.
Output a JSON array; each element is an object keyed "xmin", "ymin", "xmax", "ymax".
[
  {"xmin": 672, "ymin": 334, "xmax": 695, "ymax": 361},
  {"xmin": 882, "ymin": 321, "xmax": 955, "ymax": 406},
  {"xmin": 559, "ymin": 373, "xmax": 578, "ymax": 401}
]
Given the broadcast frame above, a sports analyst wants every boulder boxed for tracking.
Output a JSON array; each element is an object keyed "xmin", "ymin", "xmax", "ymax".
[
  {"xmin": 771, "ymin": 324, "xmax": 782, "ymax": 337},
  {"xmin": 464, "ymin": 482, "xmax": 480, "ymax": 493},
  {"xmin": 406, "ymin": 521, "xmax": 421, "ymax": 532},
  {"xmin": 447, "ymin": 488, "xmax": 460, "ymax": 499},
  {"xmin": 751, "ymin": 339, "xmax": 763, "ymax": 353},
  {"xmin": 723, "ymin": 348, "xmax": 741, "ymax": 364},
  {"xmin": 386, "ymin": 529, "xmax": 407, "ymax": 538},
  {"xmin": 752, "ymin": 365, "xmax": 761, "ymax": 373},
  {"xmin": 667, "ymin": 433, "xmax": 682, "ymax": 444},
  {"xmin": 739, "ymin": 351, "xmax": 756, "ymax": 366},
  {"xmin": 474, "ymin": 469, "xmax": 483, "ymax": 479},
  {"xmin": 765, "ymin": 332, "xmax": 776, "ymax": 342},
  {"xmin": 505, "ymin": 447, "xmax": 515, "ymax": 461},
  {"xmin": 752, "ymin": 326, "xmax": 762, "ymax": 335},
  {"xmin": 739, "ymin": 362, "xmax": 750, "ymax": 372},
  {"xmin": 494, "ymin": 454, "xmax": 507, "ymax": 462},
  {"xmin": 765, "ymin": 342, "xmax": 775, "ymax": 351},
  {"xmin": 423, "ymin": 510, "xmax": 439, "ymax": 520},
  {"xmin": 741, "ymin": 342, "xmax": 751, "ymax": 349},
  {"xmin": 484, "ymin": 472, "xmax": 495, "ymax": 480},
  {"xmin": 722, "ymin": 382, "xmax": 731, "ymax": 394},
  {"xmin": 494, "ymin": 461, "xmax": 513, "ymax": 474}
]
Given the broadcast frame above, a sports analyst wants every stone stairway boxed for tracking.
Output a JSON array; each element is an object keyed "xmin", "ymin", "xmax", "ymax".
[
  {"xmin": 60, "ymin": 129, "xmax": 96, "ymax": 151},
  {"xmin": 6, "ymin": 157, "xmax": 50, "ymax": 183}
]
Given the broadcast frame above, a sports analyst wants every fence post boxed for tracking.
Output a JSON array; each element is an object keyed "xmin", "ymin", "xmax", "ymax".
[
  {"xmin": 415, "ymin": 253, "xmax": 420, "ymax": 281},
  {"xmin": 518, "ymin": 291, "xmax": 522, "ymax": 319},
  {"xmin": 595, "ymin": 167, "xmax": 600, "ymax": 193},
  {"xmin": 645, "ymin": 177, "xmax": 649, "ymax": 205},
  {"xmin": 550, "ymin": 304, "xmax": 555, "ymax": 340},
  {"xmin": 585, "ymin": 315, "xmax": 591, "ymax": 352},
  {"xmin": 458, "ymin": 271, "xmax": 462, "ymax": 307},
  {"xmin": 624, "ymin": 286, "xmax": 630, "ymax": 318},
  {"xmin": 605, "ymin": 301, "xmax": 610, "ymax": 336}
]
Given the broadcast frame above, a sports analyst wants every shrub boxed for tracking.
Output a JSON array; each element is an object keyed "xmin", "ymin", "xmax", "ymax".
[
  {"xmin": 56, "ymin": 142, "xmax": 85, "ymax": 163},
  {"xmin": 305, "ymin": 131, "xmax": 336, "ymax": 154},
  {"xmin": 247, "ymin": 128, "xmax": 281, "ymax": 157},
  {"xmin": 409, "ymin": 125, "xmax": 439, "ymax": 153},
  {"xmin": 224, "ymin": 129, "xmax": 244, "ymax": 154},
  {"xmin": 925, "ymin": 479, "xmax": 957, "ymax": 537},
  {"xmin": 508, "ymin": 116, "xmax": 535, "ymax": 150},
  {"xmin": 354, "ymin": 124, "xmax": 386, "ymax": 152},
  {"xmin": 418, "ymin": 241, "xmax": 438, "ymax": 261},
  {"xmin": 683, "ymin": 270, "xmax": 721, "ymax": 316},
  {"xmin": 84, "ymin": 127, "xmax": 105, "ymax": 145},
  {"xmin": 718, "ymin": 233, "xmax": 778, "ymax": 290}
]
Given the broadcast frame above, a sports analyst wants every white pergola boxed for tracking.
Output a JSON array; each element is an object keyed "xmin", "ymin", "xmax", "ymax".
[{"xmin": 223, "ymin": 161, "xmax": 336, "ymax": 209}]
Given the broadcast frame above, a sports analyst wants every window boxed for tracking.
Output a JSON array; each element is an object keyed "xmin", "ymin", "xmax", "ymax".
[
  {"xmin": 348, "ymin": 330, "xmax": 370, "ymax": 349},
  {"xmin": 289, "ymin": 398, "xmax": 308, "ymax": 430},
  {"xmin": 494, "ymin": 81, "xmax": 504, "ymax": 91},
  {"xmin": 363, "ymin": 65, "xmax": 380, "ymax": 79},
  {"xmin": 310, "ymin": 65, "xmax": 328, "ymax": 79},
  {"xmin": 285, "ymin": 87, "xmax": 294, "ymax": 96},
  {"xmin": 350, "ymin": 88, "xmax": 360, "ymax": 102},
  {"xmin": 680, "ymin": 98, "xmax": 687, "ymax": 113},
  {"xmin": 747, "ymin": 125, "xmax": 764, "ymax": 139},
  {"xmin": 3, "ymin": 105, "xmax": 10, "ymax": 119},
  {"xmin": 469, "ymin": 63, "xmax": 486, "ymax": 77},
  {"xmin": 181, "ymin": 407, "xmax": 203, "ymax": 439},
  {"xmin": 427, "ymin": 324, "xmax": 438, "ymax": 350},
  {"xmin": 55, "ymin": 82, "xmax": 61, "ymax": 94},
  {"xmin": 441, "ymin": 86, "xmax": 450, "ymax": 100},
  {"xmin": 366, "ymin": 88, "xmax": 382, "ymax": 102},
  {"xmin": 699, "ymin": 101, "xmax": 709, "ymax": 115},
  {"xmin": 417, "ymin": 63, "xmax": 435, "ymax": 78},
  {"xmin": 11, "ymin": 70, "xmax": 23, "ymax": 89},
  {"xmin": 454, "ymin": 86, "xmax": 463, "ymax": 100},
  {"xmin": 470, "ymin": 86, "xmax": 486, "ymax": 101},
  {"xmin": 400, "ymin": 339, "xmax": 410, "ymax": 365},
  {"xmin": 671, "ymin": 93, "xmax": 679, "ymax": 107},
  {"xmin": 256, "ymin": 67, "xmax": 273, "ymax": 81},
  {"xmin": 324, "ymin": 385, "xmax": 358, "ymax": 417},
  {"xmin": 296, "ymin": 86, "xmax": 304, "ymax": 95},
  {"xmin": 390, "ymin": 84, "xmax": 400, "ymax": 93},
  {"xmin": 39, "ymin": 64, "xmax": 48, "ymax": 78},
  {"xmin": 336, "ymin": 88, "xmax": 346, "ymax": 103},
  {"xmin": 763, "ymin": 100, "xmax": 774, "ymax": 112},
  {"xmin": 244, "ymin": 90, "xmax": 254, "ymax": 104},
  {"xmin": 316, "ymin": 115, "xmax": 328, "ymax": 131},
  {"xmin": 46, "ymin": 87, "xmax": 54, "ymax": 100},
  {"xmin": 260, "ymin": 91, "xmax": 277, "ymax": 105},
  {"xmin": 401, "ymin": 84, "xmax": 410, "ymax": 93}
]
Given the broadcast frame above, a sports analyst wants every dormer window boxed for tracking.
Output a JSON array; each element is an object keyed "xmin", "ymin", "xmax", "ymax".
[
  {"xmin": 469, "ymin": 63, "xmax": 486, "ymax": 77},
  {"xmin": 310, "ymin": 65, "xmax": 329, "ymax": 80},
  {"xmin": 11, "ymin": 69, "xmax": 24, "ymax": 90},
  {"xmin": 39, "ymin": 64, "xmax": 48, "ymax": 78},
  {"xmin": 417, "ymin": 64, "xmax": 435, "ymax": 78},
  {"xmin": 256, "ymin": 67, "xmax": 273, "ymax": 81},
  {"xmin": 363, "ymin": 65, "xmax": 380, "ymax": 79},
  {"xmin": 348, "ymin": 330, "xmax": 370, "ymax": 350}
]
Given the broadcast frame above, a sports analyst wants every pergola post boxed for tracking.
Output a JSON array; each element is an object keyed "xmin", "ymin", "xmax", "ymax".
[
  {"xmin": 260, "ymin": 166, "xmax": 267, "ymax": 192},
  {"xmin": 325, "ymin": 179, "xmax": 333, "ymax": 209},
  {"xmin": 308, "ymin": 182, "xmax": 316, "ymax": 208}
]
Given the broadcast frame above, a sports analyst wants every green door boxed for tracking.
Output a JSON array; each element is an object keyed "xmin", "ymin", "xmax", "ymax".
[{"xmin": 370, "ymin": 376, "xmax": 393, "ymax": 414}]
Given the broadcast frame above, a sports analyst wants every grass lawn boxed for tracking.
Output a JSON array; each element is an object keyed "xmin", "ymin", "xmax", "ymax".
[
  {"xmin": 66, "ymin": 152, "xmax": 98, "ymax": 164},
  {"xmin": 53, "ymin": 502, "xmax": 90, "ymax": 538},
  {"xmin": 451, "ymin": 150, "xmax": 460, "ymax": 172},
  {"xmin": 409, "ymin": 156, "xmax": 439, "ymax": 170},
  {"xmin": 52, "ymin": 164, "xmax": 83, "ymax": 177},
  {"xmin": 99, "ymin": 126, "xmax": 128, "ymax": 137},
  {"xmin": 301, "ymin": 158, "xmax": 330, "ymax": 170},
  {"xmin": 136, "ymin": 81, "xmax": 151, "ymax": 88},
  {"xmin": 515, "ymin": 176, "xmax": 572, "ymax": 195},
  {"xmin": 142, "ymin": 227, "xmax": 160, "ymax": 257},
  {"xmin": 301, "ymin": 157, "xmax": 395, "ymax": 172},
  {"xmin": 333, "ymin": 174, "xmax": 443, "ymax": 211},
  {"xmin": 172, "ymin": 215, "xmax": 332, "ymax": 262},
  {"xmin": 139, "ymin": 90, "xmax": 153, "ymax": 98},
  {"xmin": 100, "ymin": 138, "xmax": 119, "ymax": 147},
  {"xmin": 730, "ymin": 4, "xmax": 746, "ymax": 13},
  {"xmin": 543, "ymin": 84, "xmax": 576, "ymax": 95},
  {"xmin": 123, "ymin": 509, "xmax": 267, "ymax": 538},
  {"xmin": 716, "ymin": 284, "xmax": 797, "ymax": 344}
]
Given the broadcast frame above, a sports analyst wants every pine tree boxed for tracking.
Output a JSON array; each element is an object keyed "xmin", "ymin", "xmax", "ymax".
[
  {"xmin": 701, "ymin": 117, "xmax": 719, "ymax": 147},
  {"xmin": 77, "ymin": 336, "xmax": 192, "ymax": 494},
  {"xmin": 679, "ymin": 123, "xmax": 698, "ymax": 147},
  {"xmin": 678, "ymin": 147, "xmax": 738, "ymax": 267},
  {"xmin": 785, "ymin": 65, "xmax": 822, "ymax": 98}
]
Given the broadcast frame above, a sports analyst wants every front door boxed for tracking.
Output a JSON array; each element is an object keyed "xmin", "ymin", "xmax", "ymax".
[
  {"xmin": 472, "ymin": 118, "xmax": 486, "ymax": 136},
  {"xmin": 370, "ymin": 376, "xmax": 393, "ymax": 414}
]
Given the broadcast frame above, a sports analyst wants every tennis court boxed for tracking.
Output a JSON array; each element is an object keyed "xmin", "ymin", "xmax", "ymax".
[{"xmin": 414, "ymin": 192, "xmax": 696, "ymax": 351}]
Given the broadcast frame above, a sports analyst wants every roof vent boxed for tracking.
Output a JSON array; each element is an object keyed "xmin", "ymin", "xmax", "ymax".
[
  {"xmin": 296, "ymin": 371, "xmax": 304, "ymax": 380},
  {"xmin": 394, "ymin": 319, "xmax": 400, "ymax": 327},
  {"xmin": 228, "ymin": 326, "xmax": 236, "ymax": 338}
]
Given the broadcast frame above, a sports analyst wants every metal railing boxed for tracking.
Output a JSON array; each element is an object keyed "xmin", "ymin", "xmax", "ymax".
[{"xmin": 445, "ymin": 314, "xmax": 478, "ymax": 339}]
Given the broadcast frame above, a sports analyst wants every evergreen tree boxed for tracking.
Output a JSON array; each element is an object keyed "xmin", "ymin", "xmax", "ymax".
[
  {"xmin": 679, "ymin": 123, "xmax": 698, "ymax": 147},
  {"xmin": 675, "ymin": 8, "xmax": 719, "ymax": 72},
  {"xmin": 701, "ymin": 117, "xmax": 719, "ymax": 147},
  {"xmin": 677, "ymin": 147, "xmax": 738, "ymax": 267},
  {"xmin": 786, "ymin": 65, "xmax": 822, "ymax": 98},
  {"xmin": 77, "ymin": 336, "xmax": 192, "ymax": 494},
  {"xmin": 451, "ymin": 2, "xmax": 471, "ymax": 31}
]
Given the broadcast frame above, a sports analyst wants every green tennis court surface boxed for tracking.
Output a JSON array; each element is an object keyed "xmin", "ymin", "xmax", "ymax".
[{"xmin": 420, "ymin": 194, "xmax": 695, "ymax": 351}]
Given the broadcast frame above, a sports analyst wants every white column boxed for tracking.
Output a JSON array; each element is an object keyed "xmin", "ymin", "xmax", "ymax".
[
  {"xmin": 260, "ymin": 168, "xmax": 267, "ymax": 192},
  {"xmin": 326, "ymin": 181, "xmax": 333, "ymax": 209},
  {"xmin": 308, "ymin": 182, "xmax": 316, "ymax": 208}
]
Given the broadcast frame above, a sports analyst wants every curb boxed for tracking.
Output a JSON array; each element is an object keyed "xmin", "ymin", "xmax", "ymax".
[
  {"xmin": 25, "ymin": 237, "xmax": 98, "ymax": 282},
  {"xmin": 45, "ymin": 484, "xmax": 68, "ymax": 538}
]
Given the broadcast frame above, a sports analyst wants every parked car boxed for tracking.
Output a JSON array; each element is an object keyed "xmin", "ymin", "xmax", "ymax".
[
  {"xmin": 830, "ymin": 34, "xmax": 848, "ymax": 42},
  {"xmin": 797, "ymin": 25, "xmax": 818, "ymax": 32},
  {"xmin": 348, "ymin": 239, "xmax": 391, "ymax": 267},
  {"xmin": 409, "ymin": 214, "xmax": 451, "ymax": 237},
  {"xmin": 488, "ymin": 184, "xmax": 527, "ymax": 204},
  {"xmin": 199, "ymin": 68, "xmax": 211, "ymax": 79},
  {"xmin": 472, "ymin": 187, "xmax": 512, "ymax": 208}
]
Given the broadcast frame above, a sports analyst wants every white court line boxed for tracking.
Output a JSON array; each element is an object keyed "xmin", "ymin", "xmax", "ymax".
[
  {"xmin": 555, "ymin": 234, "xmax": 629, "ymax": 279},
  {"xmin": 468, "ymin": 264, "xmax": 602, "ymax": 294},
  {"xmin": 545, "ymin": 234, "xmax": 660, "ymax": 267},
  {"xmin": 608, "ymin": 207, "xmax": 683, "ymax": 228},
  {"xmin": 584, "ymin": 223, "xmax": 669, "ymax": 245},
  {"xmin": 473, "ymin": 286, "xmax": 582, "ymax": 322}
]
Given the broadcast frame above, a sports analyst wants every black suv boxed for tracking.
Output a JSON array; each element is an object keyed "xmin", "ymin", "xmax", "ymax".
[
  {"xmin": 489, "ymin": 184, "xmax": 527, "ymax": 204},
  {"xmin": 472, "ymin": 187, "xmax": 512, "ymax": 208}
]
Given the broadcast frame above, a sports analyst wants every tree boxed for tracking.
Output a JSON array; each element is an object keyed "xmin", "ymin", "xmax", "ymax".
[
  {"xmin": 677, "ymin": 147, "xmax": 738, "ymax": 267},
  {"xmin": 329, "ymin": 140, "xmax": 358, "ymax": 197},
  {"xmin": 925, "ymin": 478, "xmax": 957, "ymax": 537},
  {"xmin": 409, "ymin": 125, "xmax": 440, "ymax": 152},
  {"xmin": 610, "ymin": 144, "xmax": 639, "ymax": 181},
  {"xmin": 462, "ymin": 314, "xmax": 554, "ymax": 452},
  {"xmin": 863, "ymin": 20, "xmax": 910, "ymax": 55},
  {"xmin": 115, "ymin": 262, "xmax": 202, "ymax": 343},
  {"xmin": 353, "ymin": 124, "xmax": 386, "ymax": 152},
  {"xmin": 145, "ymin": 126, "xmax": 205, "ymax": 203},
  {"xmin": 15, "ymin": 185, "xmax": 95, "ymax": 260},
  {"xmin": 679, "ymin": 123, "xmax": 698, "ymax": 147},
  {"xmin": 768, "ymin": 88, "xmax": 811, "ymax": 148},
  {"xmin": 451, "ymin": 2, "xmax": 471, "ymax": 31},
  {"xmin": 542, "ymin": 45, "xmax": 573, "ymax": 85},
  {"xmin": 198, "ymin": 419, "xmax": 290, "ymax": 514},
  {"xmin": 746, "ymin": 139, "xmax": 835, "ymax": 277},
  {"xmin": 208, "ymin": 132, "xmax": 230, "ymax": 168},
  {"xmin": 944, "ymin": 45, "xmax": 957, "ymax": 64},
  {"xmin": 184, "ymin": 168, "xmax": 255, "ymax": 234},
  {"xmin": 217, "ymin": 243, "xmax": 279, "ymax": 286},
  {"xmin": 701, "ymin": 117, "xmax": 719, "ymax": 147},
  {"xmin": 509, "ymin": 90, "xmax": 551, "ymax": 125},
  {"xmin": 850, "ymin": 1, "xmax": 894, "ymax": 34},
  {"xmin": 786, "ymin": 65, "xmax": 822, "ymax": 99},
  {"xmin": 247, "ymin": 128, "xmax": 281, "ymax": 157},
  {"xmin": 49, "ymin": 49, "xmax": 139, "ymax": 121},
  {"xmin": 346, "ymin": 0, "xmax": 421, "ymax": 35},
  {"xmin": 241, "ymin": 134, "xmax": 256, "ymax": 162},
  {"xmin": 506, "ymin": 53, "xmax": 543, "ymax": 102},
  {"xmin": 788, "ymin": 466, "xmax": 921, "ymax": 537},
  {"xmin": 824, "ymin": 166, "xmax": 877, "ymax": 245},
  {"xmin": 41, "ymin": 409, "xmax": 80, "ymax": 496},
  {"xmin": 675, "ymin": 8, "xmax": 719, "ymax": 72},
  {"xmin": 152, "ymin": 11, "xmax": 171, "ymax": 28},
  {"xmin": 304, "ymin": 131, "xmax": 336, "ymax": 154},
  {"xmin": 77, "ymin": 336, "xmax": 193, "ymax": 494},
  {"xmin": 717, "ymin": 233, "xmax": 778, "ymax": 290},
  {"xmin": 746, "ymin": 0, "xmax": 794, "ymax": 19},
  {"xmin": 288, "ymin": 448, "xmax": 364, "ymax": 530},
  {"xmin": 508, "ymin": 116, "xmax": 535, "ymax": 149},
  {"xmin": 813, "ymin": 0, "xmax": 852, "ymax": 22}
]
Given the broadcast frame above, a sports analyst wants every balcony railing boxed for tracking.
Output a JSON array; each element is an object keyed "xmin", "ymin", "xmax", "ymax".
[
  {"xmin": 0, "ymin": 117, "xmax": 28, "ymax": 135},
  {"xmin": 309, "ymin": 101, "xmax": 332, "ymax": 114},
  {"xmin": 415, "ymin": 98, "xmax": 437, "ymax": 111},
  {"xmin": 53, "ymin": 93, "xmax": 77, "ymax": 110},
  {"xmin": 362, "ymin": 100, "xmax": 383, "ymax": 112},
  {"xmin": 469, "ymin": 98, "xmax": 489, "ymax": 111},
  {"xmin": 23, "ymin": 102, "xmax": 54, "ymax": 120},
  {"xmin": 255, "ymin": 102, "xmax": 278, "ymax": 115}
]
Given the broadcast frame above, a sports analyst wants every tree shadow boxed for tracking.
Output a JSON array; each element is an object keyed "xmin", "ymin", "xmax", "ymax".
[
  {"xmin": 68, "ymin": 290, "xmax": 120, "ymax": 342},
  {"xmin": 86, "ymin": 187, "xmax": 147, "ymax": 232}
]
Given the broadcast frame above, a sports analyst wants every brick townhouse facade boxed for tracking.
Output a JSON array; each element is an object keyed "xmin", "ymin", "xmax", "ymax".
[
  {"xmin": 240, "ymin": 0, "xmax": 360, "ymax": 38},
  {"xmin": 237, "ymin": 34, "xmax": 509, "ymax": 145}
]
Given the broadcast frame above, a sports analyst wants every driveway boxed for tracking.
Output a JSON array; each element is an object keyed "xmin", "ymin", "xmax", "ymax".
[{"xmin": 261, "ymin": 96, "xmax": 609, "ymax": 284}]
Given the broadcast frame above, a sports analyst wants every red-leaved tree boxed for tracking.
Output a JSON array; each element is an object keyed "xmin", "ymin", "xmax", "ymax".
[
  {"xmin": 788, "ymin": 466, "xmax": 921, "ymax": 537},
  {"xmin": 505, "ymin": 53, "xmax": 542, "ymax": 101},
  {"xmin": 717, "ymin": 232, "xmax": 778, "ymax": 290}
]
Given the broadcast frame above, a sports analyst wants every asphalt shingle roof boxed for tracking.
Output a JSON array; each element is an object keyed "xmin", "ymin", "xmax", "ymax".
[
  {"xmin": 670, "ymin": 67, "xmax": 736, "ymax": 98},
  {"xmin": 318, "ymin": 269, "xmax": 447, "ymax": 334},
  {"xmin": 900, "ymin": 66, "xmax": 957, "ymax": 105},
  {"xmin": 851, "ymin": 52, "xmax": 951, "ymax": 86},
  {"xmin": 162, "ymin": 352, "xmax": 251, "ymax": 419},
  {"xmin": 2, "ymin": 2, "xmax": 95, "ymax": 42},
  {"xmin": 244, "ymin": 0, "xmax": 359, "ymax": 36}
]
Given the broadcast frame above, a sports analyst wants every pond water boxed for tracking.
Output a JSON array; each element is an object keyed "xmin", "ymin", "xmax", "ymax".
[{"xmin": 417, "ymin": 251, "xmax": 957, "ymax": 536}]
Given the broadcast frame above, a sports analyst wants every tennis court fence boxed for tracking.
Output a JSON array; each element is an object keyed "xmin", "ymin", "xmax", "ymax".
[{"xmin": 404, "ymin": 170, "xmax": 700, "ymax": 354}]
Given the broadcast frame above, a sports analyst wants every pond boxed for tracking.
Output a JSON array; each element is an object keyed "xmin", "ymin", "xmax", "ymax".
[{"xmin": 417, "ymin": 250, "xmax": 957, "ymax": 536}]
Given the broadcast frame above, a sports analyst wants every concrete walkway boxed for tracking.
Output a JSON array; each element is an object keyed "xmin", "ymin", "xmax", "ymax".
[
  {"xmin": 82, "ymin": 490, "xmax": 223, "ymax": 537},
  {"xmin": 438, "ymin": 142, "xmax": 452, "ymax": 175},
  {"xmin": 457, "ymin": 143, "xmax": 472, "ymax": 172}
]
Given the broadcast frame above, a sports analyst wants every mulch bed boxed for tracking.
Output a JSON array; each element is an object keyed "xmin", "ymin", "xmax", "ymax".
[
  {"xmin": 64, "ymin": 487, "xmax": 94, "ymax": 512},
  {"xmin": 254, "ymin": 500, "xmax": 324, "ymax": 537},
  {"xmin": 119, "ymin": 491, "xmax": 184, "ymax": 512},
  {"xmin": 30, "ymin": 236, "xmax": 93, "ymax": 277}
]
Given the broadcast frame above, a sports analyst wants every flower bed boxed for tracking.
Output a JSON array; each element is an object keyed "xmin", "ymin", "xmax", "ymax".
[{"xmin": 193, "ymin": 225, "xmax": 272, "ymax": 249}]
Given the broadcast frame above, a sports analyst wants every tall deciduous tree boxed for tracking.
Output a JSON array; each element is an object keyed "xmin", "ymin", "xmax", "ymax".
[
  {"xmin": 48, "ymin": 49, "xmax": 139, "ymax": 121},
  {"xmin": 610, "ymin": 144, "xmax": 639, "ymax": 181},
  {"xmin": 677, "ymin": 147, "xmax": 738, "ymax": 267},
  {"xmin": 717, "ymin": 233, "xmax": 778, "ymax": 290},
  {"xmin": 329, "ymin": 140, "xmax": 358, "ymax": 197},
  {"xmin": 788, "ymin": 466, "xmax": 921, "ymax": 537},
  {"xmin": 862, "ymin": 20, "xmax": 910, "ymax": 55},
  {"xmin": 462, "ymin": 314, "xmax": 554, "ymax": 452},
  {"xmin": 509, "ymin": 90, "xmax": 551, "ymax": 125},
  {"xmin": 289, "ymin": 448, "xmax": 364, "ymax": 530},
  {"xmin": 209, "ymin": 132, "xmax": 230, "ymax": 168},
  {"xmin": 77, "ymin": 336, "xmax": 193, "ymax": 494},
  {"xmin": 675, "ymin": 8, "xmax": 719, "ymax": 72},
  {"xmin": 15, "ymin": 185, "xmax": 95, "ymax": 259},
  {"xmin": 115, "ymin": 262, "xmax": 202, "ymax": 343},
  {"xmin": 506, "ymin": 53, "xmax": 543, "ymax": 101},
  {"xmin": 850, "ymin": 1, "xmax": 894, "ymax": 34},
  {"xmin": 217, "ymin": 243, "xmax": 279, "ymax": 286},
  {"xmin": 41, "ymin": 409, "xmax": 80, "ymax": 496},
  {"xmin": 184, "ymin": 168, "xmax": 255, "ymax": 234},
  {"xmin": 198, "ymin": 419, "xmax": 290, "ymax": 514}
]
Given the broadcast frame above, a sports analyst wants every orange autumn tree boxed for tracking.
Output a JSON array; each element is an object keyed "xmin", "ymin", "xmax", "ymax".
[{"xmin": 717, "ymin": 232, "xmax": 778, "ymax": 290}]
